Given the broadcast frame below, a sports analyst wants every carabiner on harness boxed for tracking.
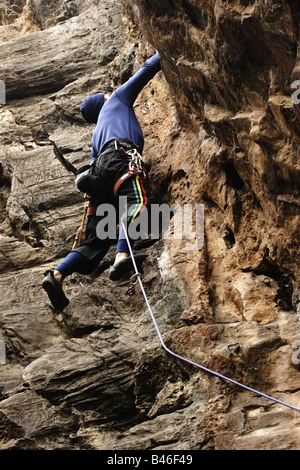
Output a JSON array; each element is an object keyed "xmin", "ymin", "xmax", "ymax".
[
  {"xmin": 127, "ymin": 148, "xmax": 140, "ymax": 169},
  {"xmin": 128, "ymin": 148, "xmax": 147, "ymax": 179},
  {"xmin": 113, "ymin": 147, "xmax": 148, "ymax": 198}
]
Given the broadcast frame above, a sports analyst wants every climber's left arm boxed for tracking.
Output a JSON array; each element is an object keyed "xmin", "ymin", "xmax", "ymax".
[{"xmin": 115, "ymin": 53, "xmax": 161, "ymax": 108}]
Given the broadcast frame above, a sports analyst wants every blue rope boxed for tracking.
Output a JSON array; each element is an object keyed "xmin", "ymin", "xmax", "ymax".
[{"xmin": 121, "ymin": 220, "xmax": 300, "ymax": 413}]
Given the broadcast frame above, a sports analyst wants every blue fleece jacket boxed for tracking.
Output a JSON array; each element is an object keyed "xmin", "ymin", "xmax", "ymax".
[{"xmin": 81, "ymin": 53, "xmax": 161, "ymax": 164}]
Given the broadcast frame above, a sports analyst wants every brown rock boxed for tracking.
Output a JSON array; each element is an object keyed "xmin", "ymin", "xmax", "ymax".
[{"xmin": 0, "ymin": 0, "xmax": 299, "ymax": 451}]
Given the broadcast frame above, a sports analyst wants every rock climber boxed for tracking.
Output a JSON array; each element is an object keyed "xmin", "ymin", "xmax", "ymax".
[{"xmin": 42, "ymin": 52, "xmax": 161, "ymax": 310}]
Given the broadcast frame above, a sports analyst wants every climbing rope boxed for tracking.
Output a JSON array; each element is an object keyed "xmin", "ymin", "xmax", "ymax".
[{"xmin": 121, "ymin": 219, "xmax": 300, "ymax": 414}]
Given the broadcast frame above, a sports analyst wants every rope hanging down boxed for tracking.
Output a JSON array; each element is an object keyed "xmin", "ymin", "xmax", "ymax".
[{"xmin": 121, "ymin": 219, "xmax": 300, "ymax": 414}]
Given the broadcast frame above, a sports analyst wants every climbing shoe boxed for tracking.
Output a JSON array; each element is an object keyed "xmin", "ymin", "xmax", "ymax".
[
  {"xmin": 42, "ymin": 270, "xmax": 69, "ymax": 310},
  {"xmin": 109, "ymin": 254, "xmax": 148, "ymax": 282}
]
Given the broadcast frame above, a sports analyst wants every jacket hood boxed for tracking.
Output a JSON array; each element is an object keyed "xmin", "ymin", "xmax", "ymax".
[{"xmin": 80, "ymin": 93, "xmax": 105, "ymax": 124}]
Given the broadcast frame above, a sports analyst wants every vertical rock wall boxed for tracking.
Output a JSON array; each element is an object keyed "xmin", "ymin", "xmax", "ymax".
[{"xmin": 0, "ymin": 0, "xmax": 299, "ymax": 450}]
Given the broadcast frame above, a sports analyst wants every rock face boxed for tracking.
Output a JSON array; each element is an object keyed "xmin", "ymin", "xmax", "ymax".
[{"xmin": 0, "ymin": 0, "xmax": 299, "ymax": 450}]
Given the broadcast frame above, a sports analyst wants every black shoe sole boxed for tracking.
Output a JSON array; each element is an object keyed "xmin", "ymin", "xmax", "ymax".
[
  {"xmin": 42, "ymin": 273, "xmax": 69, "ymax": 310},
  {"xmin": 109, "ymin": 254, "xmax": 148, "ymax": 282}
]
